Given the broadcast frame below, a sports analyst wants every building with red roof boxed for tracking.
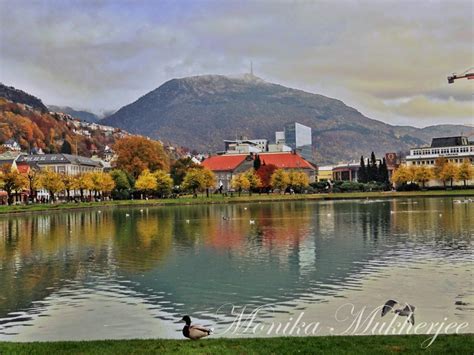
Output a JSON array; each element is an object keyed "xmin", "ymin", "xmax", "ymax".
[{"xmin": 201, "ymin": 152, "xmax": 316, "ymax": 191}]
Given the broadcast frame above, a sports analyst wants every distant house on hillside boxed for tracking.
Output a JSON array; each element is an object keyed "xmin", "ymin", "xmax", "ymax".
[
  {"xmin": 2, "ymin": 139, "xmax": 21, "ymax": 152},
  {"xmin": 202, "ymin": 152, "xmax": 316, "ymax": 191}
]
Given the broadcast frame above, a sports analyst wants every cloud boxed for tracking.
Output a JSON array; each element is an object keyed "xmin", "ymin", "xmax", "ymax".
[{"xmin": 0, "ymin": 0, "xmax": 472, "ymax": 126}]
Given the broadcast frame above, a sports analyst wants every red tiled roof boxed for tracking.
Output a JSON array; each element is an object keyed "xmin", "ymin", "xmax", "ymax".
[
  {"xmin": 201, "ymin": 155, "xmax": 248, "ymax": 171},
  {"xmin": 16, "ymin": 164, "xmax": 30, "ymax": 174},
  {"xmin": 259, "ymin": 153, "xmax": 314, "ymax": 169}
]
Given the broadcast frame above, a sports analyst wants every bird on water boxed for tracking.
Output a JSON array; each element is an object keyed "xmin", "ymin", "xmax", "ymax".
[
  {"xmin": 181, "ymin": 315, "xmax": 213, "ymax": 340},
  {"xmin": 381, "ymin": 299, "xmax": 416, "ymax": 325}
]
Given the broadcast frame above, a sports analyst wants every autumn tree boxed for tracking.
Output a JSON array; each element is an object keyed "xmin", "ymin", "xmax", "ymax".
[
  {"xmin": 25, "ymin": 166, "xmax": 39, "ymax": 202},
  {"xmin": 288, "ymin": 170, "xmax": 310, "ymax": 192},
  {"xmin": 182, "ymin": 168, "xmax": 216, "ymax": 197},
  {"xmin": 88, "ymin": 172, "xmax": 115, "ymax": 198},
  {"xmin": 170, "ymin": 157, "xmax": 201, "ymax": 185},
  {"xmin": 457, "ymin": 160, "xmax": 474, "ymax": 187},
  {"xmin": 135, "ymin": 169, "xmax": 158, "ymax": 198},
  {"xmin": 244, "ymin": 169, "xmax": 262, "ymax": 195},
  {"xmin": 38, "ymin": 169, "xmax": 65, "ymax": 202},
  {"xmin": 76, "ymin": 173, "xmax": 94, "ymax": 201},
  {"xmin": 0, "ymin": 164, "xmax": 27, "ymax": 205},
  {"xmin": 434, "ymin": 157, "xmax": 448, "ymax": 180},
  {"xmin": 153, "ymin": 170, "xmax": 173, "ymax": 198},
  {"xmin": 61, "ymin": 173, "xmax": 77, "ymax": 201},
  {"xmin": 439, "ymin": 162, "xmax": 458, "ymax": 188},
  {"xmin": 231, "ymin": 173, "xmax": 250, "ymax": 197},
  {"xmin": 113, "ymin": 136, "xmax": 169, "ymax": 178},
  {"xmin": 391, "ymin": 165, "xmax": 414, "ymax": 187},
  {"xmin": 256, "ymin": 164, "xmax": 277, "ymax": 191},
  {"xmin": 271, "ymin": 169, "xmax": 290, "ymax": 192},
  {"xmin": 412, "ymin": 166, "xmax": 434, "ymax": 189}
]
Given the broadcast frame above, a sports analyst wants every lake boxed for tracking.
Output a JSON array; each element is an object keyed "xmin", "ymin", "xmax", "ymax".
[{"xmin": 0, "ymin": 197, "xmax": 472, "ymax": 341}]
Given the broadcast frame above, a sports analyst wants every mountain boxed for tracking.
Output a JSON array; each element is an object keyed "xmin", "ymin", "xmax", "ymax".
[
  {"xmin": 102, "ymin": 74, "xmax": 469, "ymax": 164},
  {"xmin": 0, "ymin": 83, "xmax": 48, "ymax": 113},
  {"xmin": 48, "ymin": 105, "xmax": 100, "ymax": 123}
]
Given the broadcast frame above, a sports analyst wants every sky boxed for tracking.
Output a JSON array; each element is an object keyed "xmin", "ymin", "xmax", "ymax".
[{"xmin": 0, "ymin": 0, "xmax": 473, "ymax": 126}]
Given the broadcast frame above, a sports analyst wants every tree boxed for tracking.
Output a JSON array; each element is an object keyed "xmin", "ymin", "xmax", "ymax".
[
  {"xmin": 38, "ymin": 169, "xmax": 65, "ymax": 202},
  {"xmin": 135, "ymin": 169, "xmax": 158, "ymax": 197},
  {"xmin": 434, "ymin": 157, "xmax": 448, "ymax": 180},
  {"xmin": 76, "ymin": 173, "xmax": 94, "ymax": 201},
  {"xmin": 88, "ymin": 172, "xmax": 115, "ymax": 198},
  {"xmin": 256, "ymin": 164, "xmax": 277, "ymax": 190},
  {"xmin": 244, "ymin": 169, "xmax": 262, "ymax": 195},
  {"xmin": 25, "ymin": 167, "xmax": 39, "ymax": 203},
  {"xmin": 391, "ymin": 165, "xmax": 414, "ymax": 186},
  {"xmin": 253, "ymin": 155, "xmax": 261, "ymax": 171},
  {"xmin": 439, "ymin": 162, "xmax": 458, "ymax": 188},
  {"xmin": 231, "ymin": 173, "xmax": 250, "ymax": 196},
  {"xmin": 110, "ymin": 169, "xmax": 131, "ymax": 191},
  {"xmin": 60, "ymin": 140, "xmax": 72, "ymax": 154},
  {"xmin": 0, "ymin": 164, "xmax": 27, "ymax": 205},
  {"xmin": 457, "ymin": 160, "xmax": 474, "ymax": 187},
  {"xmin": 271, "ymin": 169, "xmax": 290, "ymax": 192},
  {"xmin": 182, "ymin": 168, "xmax": 216, "ymax": 197},
  {"xmin": 170, "ymin": 157, "xmax": 200, "ymax": 186},
  {"xmin": 154, "ymin": 170, "xmax": 173, "ymax": 198},
  {"xmin": 113, "ymin": 136, "xmax": 170, "ymax": 178},
  {"xmin": 367, "ymin": 152, "xmax": 378, "ymax": 182},
  {"xmin": 61, "ymin": 173, "xmax": 77, "ymax": 201},
  {"xmin": 413, "ymin": 166, "xmax": 433, "ymax": 189},
  {"xmin": 358, "ymin": 156, "xmax": 367, "ymax": 183},
  {"xmin": 288, "ymin": 170, "xmax": 309, "ymax": 192},
  {"xmin": 378, "ymin": 158, "xmax": 390, "ymax": 184}
]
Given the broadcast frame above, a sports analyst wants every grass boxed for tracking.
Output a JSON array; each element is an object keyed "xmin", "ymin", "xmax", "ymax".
[
  {"xmin": 0, "ymin": 334, "xmax": 472, "ymax": 354},
  {"xmin": 1, "ymin": 189, "xmax": 473, "ymax": 216}
]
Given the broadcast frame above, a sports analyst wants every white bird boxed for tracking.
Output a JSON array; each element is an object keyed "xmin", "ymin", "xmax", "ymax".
[
  {"xmin": 186, "ymin": 220, "xmax": 190, "ymax": 224},
  {"xmin": 244, "ymin": 207, "xmax": 248, "ymax": 210},
  {"xmin": 98, "ymin": 211, "xmax": 102, "ymax": 214},
  {"xmin": 439, "ymin": 213, "xmax": 443, "ymax": 217},
  {"xmin": 327, "ymin": 213, "xmax": 331, "ymax": 217},
  {"xmin": 381, "ymin": 300, "xmax": 415, "ymax": 325},
  {"xmin": 181, "ymin": 315, "xmax": 213, "ymax": 340},
  {"xmin": 140, "ymin": 209, "xmax": 144, "ymax": 213},
  {"xmin": 249, "ymin": 220, "xmax": 255, "ymax": 224},
  {"xmin": 125, "ymin": 213, "xmax": 130, "ymax": 217},
  {"xmin": 453, "ymin": 200, "xmax": 462, "ymax": 204}
]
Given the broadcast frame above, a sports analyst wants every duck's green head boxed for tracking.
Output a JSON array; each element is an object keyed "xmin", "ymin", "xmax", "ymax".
[{"xmin": 181, "ymin": 315, "xmax": 191, "ymax": 325}]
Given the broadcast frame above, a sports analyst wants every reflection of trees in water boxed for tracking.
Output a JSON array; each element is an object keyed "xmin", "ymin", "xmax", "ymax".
[{"xmin": 0, "ymin": 212, "xmax": 116, "ymax": 317}]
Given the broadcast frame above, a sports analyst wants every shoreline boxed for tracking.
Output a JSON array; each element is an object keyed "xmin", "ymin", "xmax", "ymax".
[
  {"xmin": 1, "ymin": 189, "xmax": 473, "ymax": 216},
  {"xmin": 0, "ymin": 334, "xmax": 472, "ymax": 354}
]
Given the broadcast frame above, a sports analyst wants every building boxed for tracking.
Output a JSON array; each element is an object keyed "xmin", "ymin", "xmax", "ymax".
[
  {"xmin": 223, "ymin": 139, "xmax": 267, "ymax": 154},
  {"xmin": 317, "ymin": 166, "xmax": 334, "ymax": 182},
  {"xmin": 283, "ymin": 122, "xmax": 313, "ymax": 163},
  {"xmin": 405, "ymin": 136, "xmax": 474, "ymax": 167},
  {"xmin": 2, "ymin": 139, "xmax": 21, "ymax": 152},
  {"xmin": 332, "ymin": 162, "xmax": 360, "ymax": 181},
  {"xmin": 202, "ymin": 152, "xmax": 317, "ymax": 191},
  {"xmin": 16, "ymin": 154, "xmax": 103, "ymax": 175}
]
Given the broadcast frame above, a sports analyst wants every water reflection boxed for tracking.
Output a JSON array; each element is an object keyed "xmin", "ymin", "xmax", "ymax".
[{"xmin": 0, "ymin": 197, "xmax": 472, "ymax": 340}]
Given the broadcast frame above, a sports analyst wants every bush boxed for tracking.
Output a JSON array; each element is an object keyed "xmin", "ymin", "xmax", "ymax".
[{"xmin": 396, "ymin": 182, "xmax": 420, "ymax": 191}]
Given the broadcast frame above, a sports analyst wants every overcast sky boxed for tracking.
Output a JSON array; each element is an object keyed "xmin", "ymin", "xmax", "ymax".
[{"xmin": 1, "ymin": 0, "xmax": 472, "ymax": 126}]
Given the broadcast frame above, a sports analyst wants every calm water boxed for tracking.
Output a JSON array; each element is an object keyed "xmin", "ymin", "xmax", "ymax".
[{"xmin": 0, "ymin": 198, "xmax": 472, "ymax": 341}]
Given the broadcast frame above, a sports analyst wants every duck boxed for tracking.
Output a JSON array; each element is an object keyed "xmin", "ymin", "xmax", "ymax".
[
  {"xmin": 181, "ymin": 315, "xmax": 213, "ymax": 340},
  {"xmin": 125, "ymin": 213, "xmax": 130, "ymax": 217},
  {"xmin": 222, "ymin": 216, "xmax": 230, "ymax": 221},
  {"xmin": 381, "ymin": 299, "xmax": 415, "ymax": 325},
  {"xmin": 249, "ymin": 220, "xmax": 255, "ymax": 224},
  {"xmin": 186, "ymin": 219, "xmax": 190, "ymax": 224}
]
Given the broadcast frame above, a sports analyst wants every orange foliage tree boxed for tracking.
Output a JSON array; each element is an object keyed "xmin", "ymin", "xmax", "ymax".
[{"xmin": 113, "ymin": 136, "xmax": 170, "ymax": 178}]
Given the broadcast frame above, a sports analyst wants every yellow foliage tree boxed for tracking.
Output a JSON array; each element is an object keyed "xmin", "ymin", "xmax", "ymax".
[
  {"xmin": 61, "ymin": 173, "xmax": 78, "ymax": 201},
  {"xmin": 457, "ymin": 160, "xmax": 474, "ymax": 187},
  {"xmin": 231, "ymin": 173, "xmax": 250, "ymax": 196},
  {"xmin": 153, "ymin": 170, "xmax": 173, "ymax": 198},
  {"xmin": 0, "ymin": 164, "xmax": 27, "ymax": 205},
  {"xmin": 182, "ymin": 168, "xmax": 216, "ymax": 197},
  {"xmin": 270, "ymin": 169, "xmax": 290, "ymax": 192},
  {"xmin": 412, "ymin": 166, "xmax": 434, "ymax": 189},
  {"xmin": 76, "ymin": 173, "xmax": 94, "ymax": 201},
  {"xmin": 244, "ymin": 169, "xmax": 262, "ymax": 195},
  {"xmin": 135, "ymin": 169, "xmax": 157, "ymax": 197},
  {"xmin": 288, "ymin": 170, "xmax": 310, "ymax": 192},
  {"xmin": 38, "ymin": 169, "xmax": 65, "ymax": 202},
  {"xmin": 391, "ymin": 165, "xmax": 414, "ymax": 186},
  {"xmin": 439, "ymin": 162, "xmax": 458, "ymax": 188}
]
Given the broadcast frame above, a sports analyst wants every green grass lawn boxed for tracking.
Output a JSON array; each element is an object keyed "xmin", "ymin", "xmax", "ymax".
[
  {"xmin": 0, "ymin": 334, "xmax": 472, "ymax": 354},
  {"xmin": 1, "ymin": 189, "xmax": 473, "ymax": 215}
]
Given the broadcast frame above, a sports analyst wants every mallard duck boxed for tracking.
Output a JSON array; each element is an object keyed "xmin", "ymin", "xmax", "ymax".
[
  {"xmin": 181, "ymin": 315, "xmax": 213, "ymax": 340},
  {"xmin": 381, "ymin": 300, "xmax": 415, "ymax": 325}
]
